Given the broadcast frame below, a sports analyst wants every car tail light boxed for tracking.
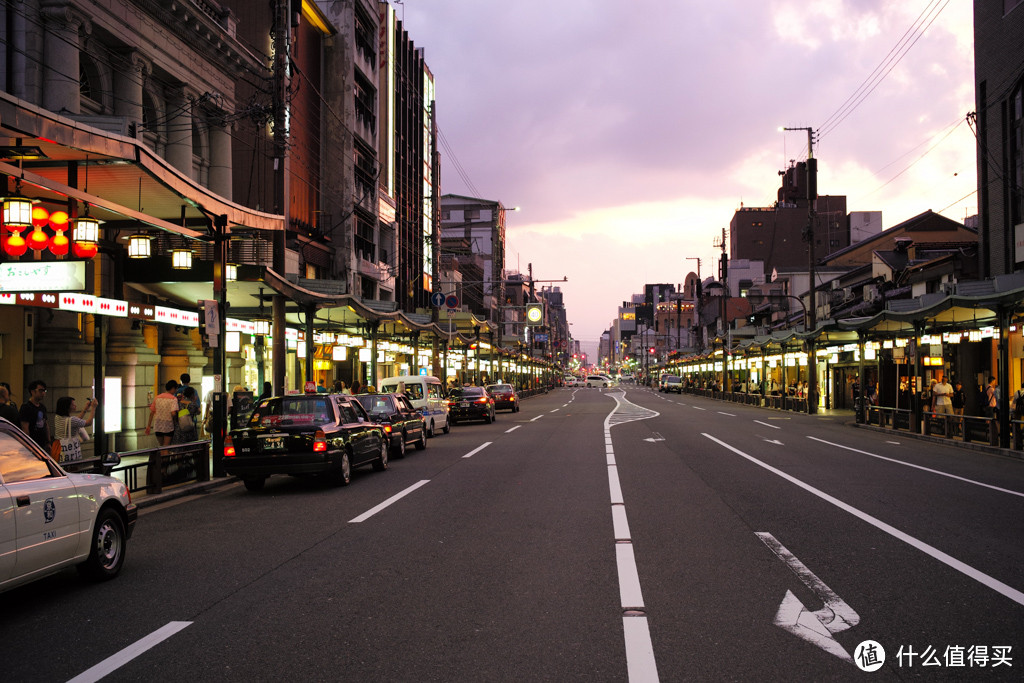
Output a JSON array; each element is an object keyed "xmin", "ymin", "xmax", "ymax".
[
  {"xmin": 476, "ymin": 396, "xmax": 489, "ymax": 404},
  {"xmin": 383, "ymin": 424, "xmax": 393, "ymax": 434},
  {"xmin": 224, "ymin": 435, "xmax": 236, "ymax": 457},
  {"xmin": 313, "ymin": 430, "xmax": 327, "ymax": 452}
]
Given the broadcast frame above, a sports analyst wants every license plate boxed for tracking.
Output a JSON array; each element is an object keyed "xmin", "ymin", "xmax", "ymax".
[
  {"xmin": 262, "ymin": 436, "xmax": 285, "ymax": 451},
  {"xmin": 460, "ymin": 402, "xmax": 469, "ymax": 408}
]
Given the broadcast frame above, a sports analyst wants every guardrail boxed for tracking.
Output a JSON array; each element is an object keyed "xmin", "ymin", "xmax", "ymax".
[
  {"xmin": 106, "ymin": 441, "xmax": 211, "ymax": 495},
  {"xmin": 866, "ymin": 406, "xmax": 1006, "ymax": 447}
]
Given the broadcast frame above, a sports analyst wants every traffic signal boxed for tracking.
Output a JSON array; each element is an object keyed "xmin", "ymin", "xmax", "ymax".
[
  {"xmin": 525, "ymin": 302, "xmax": 544, "ymax": 326},
  {"xmin": 649, "ymin": 347, "xmax": 655, "ymax": 354}
]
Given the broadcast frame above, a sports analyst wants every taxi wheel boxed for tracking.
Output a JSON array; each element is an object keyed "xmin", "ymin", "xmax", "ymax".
[
  {"xmin": 484, "ymin": 410, "xmax": 493, "ymax": 424},
  {"xmin": 442, "ymin": 418, "xmax": 451, "ymax": 434},
  {"xmin": 332, "ymin": 452, "xmax": 352, "ymax": 486},
  {"xmin": 78, "ymin": 508, "xmax": 126, "ymax": 581},
  {"xmin": 393, "ymin": 433, "xmax": 406, "ymax": 459},
  {"xmin": 426, "ymin": 420, "xmax": 435, "ymax": 438},
  {"xmin": 415, "ymin": 423, "xmax": 427, "ymax": 450},
  {"xmin": 373, "ymin": 439, "xmax": 389, "ymax": 471}
]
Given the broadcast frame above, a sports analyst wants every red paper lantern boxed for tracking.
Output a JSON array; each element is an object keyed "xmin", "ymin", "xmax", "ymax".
[
  {"xmin": 3, "ymin": 231, "xmax": 27, "ymax": 257},
  {"xmin": 48, "ymin": 210, "xmax": 69, "ymax": 230},
  {"xmin": 31, "ymin": 205, "xmax": 50, "ymax": 228},
  {"xmin": 72, "ymin": 240, "xmax": 98, "ymax": 258},
  {"xmin": 49, "ymin": 231, "xmax": 69, "ymax": 256},
  {"xmin": 27, "ymin": 226, "xmax": 49, "ymax": 251}
]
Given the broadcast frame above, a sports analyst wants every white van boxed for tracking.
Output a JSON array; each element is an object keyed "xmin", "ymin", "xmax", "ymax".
[{"xmin": 379, "ymin": 375, "xmax": 450, "ymax": 436}]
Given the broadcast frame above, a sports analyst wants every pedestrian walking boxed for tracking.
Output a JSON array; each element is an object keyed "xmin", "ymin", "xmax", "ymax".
[
  {"xmin": 983, "ymin": 376, "xmax": 998, "ymax": 419},
  {"xmin": 0, "ymin": 384, "xmax": 19, "ymax": 425},
  {"xmin": 172, "ymin": 386, "xmax": 199, "ymax": 444},
  {"xmin": 146, "ymin": 380, "xmax": 179, "ymax": 446},
  {"xmin": 18, "ymin": 379, "xmax": 50, "ymax": 449}
]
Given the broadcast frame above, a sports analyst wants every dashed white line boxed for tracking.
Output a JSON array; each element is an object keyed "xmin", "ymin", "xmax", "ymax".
[
  {"xmin": 349, "ymin": 480, "xmax": 431, "ymax": 523},
  {"xmin": 754, "ymin": 420, "xmax": 780, "ymax": 430},
  {"xmin": 68, "ymin": 621, "xmax": 193, "ymax": 683},
  {"xmin": 505, "ymin": 425, "xmax": 521, "ymax": 433},
  {"xmin": 461, "ymin": 441, "xmax": 493, "ymax": 458},
  {"xmin": 718, "ymin": 411, "xmax": 736, "ymax": 416},
  {"xmin": 530, "ymin": 415, "xmax": 544, "ymax": 422}
]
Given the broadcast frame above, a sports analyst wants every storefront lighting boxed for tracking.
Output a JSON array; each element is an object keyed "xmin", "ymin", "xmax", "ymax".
[
  {"xmin": 253, "ymin": 318, "xmax": 271, "ymax": 336},
  {"xmin": 127, "ymin": 235, "xmax": 152, "ymax": 259},
  {"xmin": 332, "ymin": 346, "xmax": 347, "ymax": 361},
  {"xmin": 171, "ymin": 248, "xmax": 192, "ymax": 270},
  {"xmin": 226, "ymin": 263, "xmax": 238, "ymax": 281},
  {"xmin": 2, "ymin": 192, "xmax": 34, "ymax": 229}
]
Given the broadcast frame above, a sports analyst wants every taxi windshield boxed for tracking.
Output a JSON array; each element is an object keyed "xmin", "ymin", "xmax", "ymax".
[{"xmin": 248, "ymin": 397, "xmax": 333, "ymax": 427}]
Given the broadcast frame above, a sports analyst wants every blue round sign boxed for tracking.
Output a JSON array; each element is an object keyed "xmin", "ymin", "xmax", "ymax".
[{"xmin": 430, "ymin": 292, "xmax": 446, "ymax": 307}]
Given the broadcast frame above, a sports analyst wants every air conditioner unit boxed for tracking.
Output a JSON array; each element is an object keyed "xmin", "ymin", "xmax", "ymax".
[
  {"xmin": 940, "ymin": 281, "xmax": 956, "ymax": 295},
  {"xmin": 864, "ymin": 284, "xmax": 880, "ymax": 302}
]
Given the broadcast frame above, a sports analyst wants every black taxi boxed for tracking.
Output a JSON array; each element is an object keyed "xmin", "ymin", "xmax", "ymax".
[
  {"xmin": 224, "ymin": 394, "xmax": 388, "ymax": 491},
  {"xmin": 355, "ymin": 392, "xmax": 427, "ymax": 458}
]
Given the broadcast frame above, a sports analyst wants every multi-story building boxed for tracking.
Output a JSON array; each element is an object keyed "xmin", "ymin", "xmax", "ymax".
[
  {"xmin": 439, "ymin": 194, "xmax": 511, "ymax": 322},
  {"xmin": 973, "ymin": 0, "xmax": 1024, "ymax": 276}
]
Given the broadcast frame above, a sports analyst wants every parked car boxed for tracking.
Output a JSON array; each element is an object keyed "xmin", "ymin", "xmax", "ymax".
[
  {"xmin": 586, "ymin": 374, "xmax": 611, "ymax": 388},
  {"xmin": 355, "ymin": 392, "xmax": 427, "ymax": 457},
  {"xmin": 224, "ymin": 394, "xmax": 388, "ymax": 491},
  {"xmin": 379, "ymin": 375, "xmax": 450, "ymax": 436},
  {"xmin": 486, "ymin": 383, "xmax": 520, "ymax": 412},
  {"xmin": 0, "ymin": 417, "xmax": 137, "ymax": 593},
  {"xmin": 662, "ymin": 375, "xmax": 683, "ymax": 393},
  {"xmin": 447, "ymin": 386, "xmax": 496, "ymax": 424}
]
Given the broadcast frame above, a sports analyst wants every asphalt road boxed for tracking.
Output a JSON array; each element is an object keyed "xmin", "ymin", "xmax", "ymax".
[{"xmin": 2, "ymin": 387, "xmax": 1022, "ymax": 682}]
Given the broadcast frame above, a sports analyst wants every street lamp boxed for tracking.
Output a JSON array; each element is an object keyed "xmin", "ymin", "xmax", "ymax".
[{"xmin": 779, "ymin": 126, "xmax": 818, "ymax": 414}]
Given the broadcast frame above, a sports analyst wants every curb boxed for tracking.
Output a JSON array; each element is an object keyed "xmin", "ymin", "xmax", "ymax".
[{"xmin": 134, "ymin": 475, "xmax": 239, "ymax": 509}]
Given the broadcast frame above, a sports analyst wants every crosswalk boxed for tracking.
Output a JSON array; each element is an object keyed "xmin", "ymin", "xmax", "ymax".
[{"xmin": 604, "ymin": 390, "xmax": 660, "ymax": 429}]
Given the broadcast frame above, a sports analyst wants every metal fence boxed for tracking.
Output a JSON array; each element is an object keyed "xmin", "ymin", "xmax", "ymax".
[{"xmin": 103, "ymin": 441, "xmax": 211, "ymax": 495}]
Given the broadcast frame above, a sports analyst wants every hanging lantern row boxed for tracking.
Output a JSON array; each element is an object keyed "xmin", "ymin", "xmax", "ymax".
[{"xmin": 0, "ymin": 199, "xmax": 102, "ymax": 259}]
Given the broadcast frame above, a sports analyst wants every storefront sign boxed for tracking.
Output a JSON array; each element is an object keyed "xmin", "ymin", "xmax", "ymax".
[{"xmin": 0, "ymin": 261, "xmax": 86, "ymax": 292}]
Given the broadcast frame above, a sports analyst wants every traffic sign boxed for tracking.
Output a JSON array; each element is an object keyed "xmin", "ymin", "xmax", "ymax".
[
  {"xmin": 430, "ymin": 292, "xmax": 446, "ymax": 307},
  {"xmin": 445, "ymin": 294, "xmax": 460, "ymax": 309}
]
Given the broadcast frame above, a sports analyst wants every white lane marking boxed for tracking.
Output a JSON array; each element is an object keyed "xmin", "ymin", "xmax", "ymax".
[
  {"xmin": 608, "ymin": 466, "xmax": 624, "ymax": 505},
  {"xmin": 693, "ymin": 406, "xmax": 706, "ymax": 411},
  {"xmin": 461, "ymin": 442, "xmax": 493, "ymax": 459},
  {"xmin": 68, "ymin": 621, "xmax": 192, "ymax": 683},
  {"xmin": 703, "ymin": 433, "xmax": 1024, "ymax": 606},
  {"xmin": 623, "ymin": 616, "xmax": 659, "ymax": 682},
  {"xmin": 530, "ymin": 415, "xmax": 544, "ymax": 422},
  {"xmin": 886, "ymin": 440, "xmax": 901, "ymax": 444},
  {"xmin": 616, "ymin": 542, "xmax": 645, "ymax": 610},
  {"xmin": 718, "ymin": 411, "xmax": 736, "ymax": 416},
  {"xmin": 505, "ymin": 425, "xmax": 521, "ymax": 433},
  {"xmin": 349, "ymin": 480, "xmax": 431, "ymax": 523},
  {"xmin": 807, "ymin": 436, "xmax": 1024, "ymax": 498},
  {"xmin": 604, "ymin": 391, "xmax": 660, "ymax": 681},
  {"xmin": 551, "ymin": 408, "xmax": 560, "ymax": 412},
  {"xmin": 754, "ymin": 420, "xmax": 780, "ymax": 430},
  {"xmin": 612, "ymin": 504, "xmax": 631, "ymax": 541}
]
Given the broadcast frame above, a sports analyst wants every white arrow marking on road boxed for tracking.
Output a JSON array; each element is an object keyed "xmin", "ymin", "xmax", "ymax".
[
  {"xmin": 756, "ymin": 532, "xmax": 859, "ymax": 663},
  {"xmin": 644, "ymin": 432, "xmax": 665, "ymax": 443},
  {"xmin": 762, "ymin": 439, "xmax": 784, "ymax": 445},
  {"xmin": 754, "ymin": 420, "xmax": 780, "ymax": 430}
]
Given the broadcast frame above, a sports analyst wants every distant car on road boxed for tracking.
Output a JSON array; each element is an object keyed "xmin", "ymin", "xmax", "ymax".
[
  {"xmin": 355, "ymin": 392, "xmax": 427, "ymax": 458},
  {"xmin": 224, "ymin": 394, "xmax": 388, "ymax": 491},
  {"xmin": 448, "ymin": 386, "xmax": 496, "ymax": 424},
  {"xmin": 0, "ymin": 417, "xmax": 137, "ymax": 593},
  {"xmin": 486, "ymin": 383, "xmax": 520, "ymax": 412},
  {"xmin": 586, "ymin": 374, "xmax": 612, "ymax": 388},
  {"xmin": 662, "ymin": 375, "xmax": 683, "ymax": 393}
]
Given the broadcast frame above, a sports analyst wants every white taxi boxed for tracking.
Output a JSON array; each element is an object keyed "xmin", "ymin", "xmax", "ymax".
[{"xmin": 1, "ymin": 417, "xmax": 137, "ymax": 593}]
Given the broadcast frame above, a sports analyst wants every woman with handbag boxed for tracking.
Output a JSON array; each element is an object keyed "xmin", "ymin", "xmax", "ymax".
[
  {"xmin": 52, "ymin": 396, "xmax": 97, "ymax": 463},
  {"xmin": 172, "ymin": 386, "xmax": 200, "ymax": 444}
]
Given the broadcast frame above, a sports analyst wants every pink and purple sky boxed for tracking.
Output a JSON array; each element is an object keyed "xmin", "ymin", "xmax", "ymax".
[{"xmin": 398, "ymin": 1, "xmax": 976, "ymax": 360}]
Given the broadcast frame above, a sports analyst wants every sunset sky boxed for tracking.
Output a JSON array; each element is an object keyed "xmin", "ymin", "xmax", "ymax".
[{"xmin": 398, "ymin": 1, "xmax": 976, "ymax": 360}]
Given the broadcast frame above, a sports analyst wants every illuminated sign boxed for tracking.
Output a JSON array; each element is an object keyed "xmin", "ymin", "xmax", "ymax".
[{"xmin": 0, "ymin": 260, "xmax": 86, "ymax": 292}]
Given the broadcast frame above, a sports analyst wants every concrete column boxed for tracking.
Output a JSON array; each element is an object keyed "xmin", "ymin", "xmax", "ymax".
[
  {"xmin": 208, "ymin": 120, "xmax": 233, "ymax": 199},
  {"xmin": 165, "ymin": 87, "xmax": 194, "ymax": 177},
  {"xmin": 113, "ymin": 50, "xmax": 151, "ymax": 134},
  {"xmin": 41, "ymin": 2, "xmax": 90, "ymax": 114},
  {"xmin": 158, "ymin": 327, "xmax": 206, "ymax": 392},
  {"xmin": 106, "ymin": 318, "xmax": 161, "ymax": 451}
]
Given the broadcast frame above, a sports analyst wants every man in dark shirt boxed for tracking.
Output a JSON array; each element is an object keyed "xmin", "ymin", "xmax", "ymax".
[
  {"xmin": 19, "ymin": 379, "xmax": 50, "ymax": 448},
  {"xmin": 0, "ymin": 384, "xmax": 19, "ymax": 424}
]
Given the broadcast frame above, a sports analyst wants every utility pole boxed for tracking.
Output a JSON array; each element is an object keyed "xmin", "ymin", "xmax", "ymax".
[
  {"xmin": 715, "ymin": 228, "xmax": 730, "ymax": 392},
  {"xmin": 271, "ymin": 0, "xmax": 291, "ymax": 395},
  {"xmin": 781, "ymin": 127, "xmax": 818, "ymax": 414}
]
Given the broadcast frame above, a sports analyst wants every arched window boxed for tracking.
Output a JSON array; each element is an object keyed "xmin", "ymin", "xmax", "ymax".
[
  {"xmin": 79, "ymin": 56, "xmax": 102, "ymax": 115},
  {"xmin": 191, "ymin": 117, "xmax": 209, "ymax": 186}
]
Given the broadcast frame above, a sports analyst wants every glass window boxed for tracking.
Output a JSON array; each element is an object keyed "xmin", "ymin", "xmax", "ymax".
[
  {"xmin": 0, "ymin": 431, "xmax": 54, "ymax": 483},
  {"xmin": 403, "ymin": 383, "xmax": 424, "ymax": 400},
  {"xmin": 339, "ymin": 404, "xmax": 360, "ymax": 424}
]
